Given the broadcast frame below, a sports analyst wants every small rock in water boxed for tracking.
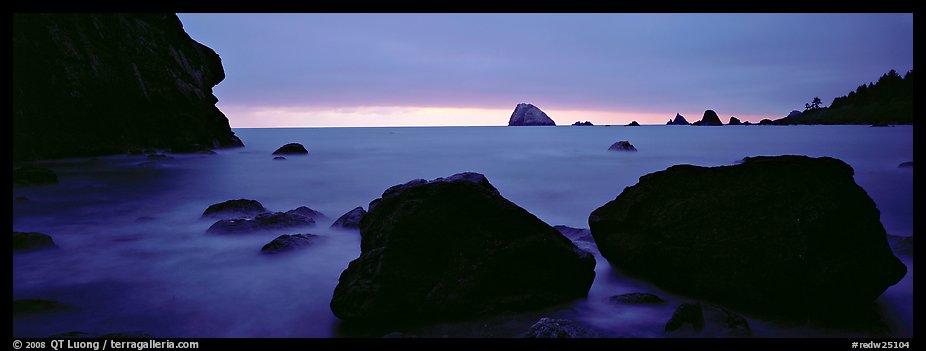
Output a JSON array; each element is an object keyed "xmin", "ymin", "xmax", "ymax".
[
  {"xmin": 13, "ymin": 231, "xmax": 57, "ymax": 252},
  {"xmin": 202, "ymin": 199, "xmax": 267, "ymax": 219},
  {"xmin": 286, "ymin": 206, "xmax": 329, "ymax": 222},
  {"xmin": 898, "ymin": 161, "xmax": 913, "ymax": 168},
  {"xmin": 273, "ymin": 156, "xmax": 287, "ymax": 160},
  {"xmin": 330, "ymin": 207, "xmax": 367, "ymax": 230},
  {"xmin": 13, "ymin": 165, "xmax": 59, "ymax": 186},
  {"xmin": 207, "ymin": 212, "xmax": 315, "ymax": 234},
  {"xmin": 608, "ymin": 140, "xmax": 637, "ymax": 152},
  {"xmin": 272, "ymin": 143, "xmax": 308, "ymax": 155},
  {"xmin": 13, "ymin": 299, "xmax": 72, "ymax": 316},
  {"xmin": 523, "ymin": 317, "xmax": 598, "ymax": 338},
  {"xmin": 609, "ymin": 292, "xmax": 665, "ymax": 304},
  {"xmin": 626, "ymin": 121, "xmax": 640, "ymax": 126},
  {"xmin": 665, "ymin": 303, "xmax": 751, "ymax": 337},
  {"xmin": 261, "ymin": 234, "xmax": 320, "ymax": 254}
]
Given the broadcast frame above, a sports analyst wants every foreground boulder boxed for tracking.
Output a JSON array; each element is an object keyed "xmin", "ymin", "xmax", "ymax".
[
  {"xmin": 13, "ymin": 232, "xmax": 57, "ymax": 252},
  {"xmin": 508, "ymin": 103, "xmax": 556, "ymax": 126},
  {"xmin": 330, "ymin": 207, "xmax": 367, "ymax": 230},
  {"xmin": 522, "ymin": 318, "xmax": 598, "ymax": 338},
  {"xmin": 261, "ymin": 234, "xmax": 320, "ymax": 254},
  {"xmin": 207, "ymin": 212, "xmax": 314, "ymax": 234},
  {"xmin": 202, "ymin": 199, "xmax": 267, "ymax": 219},
  {"xmin": 13, "ymin": 14, "xmax": 242, "ymax": 161},
  {"xmin": 692, "ymin": 110, "xmax": 723, "ymax": 126},
  {"xmin": 286, "ymin": 206, "xmax": 329, "ymax": 222},
  {"xmin": 13, "ymin": 165, "xmax": 58, "ymax": 186},
  {"xmin": 589, "ymin": 155, "xmax": 906, "ymax": 315},
  {"xmin": 665, "ymin": 303, "xmax": 751, "ymax": 337},
  {"xmin": 330, "ymin": 172, "xmax": 595, "ymax": 324},
  {"xmin": 608, "ymin": 140, "xmax": 637, "ymax": 152},
  {"xmin": 272, "ymin": 143, "xmax": 308, "ymax": 155}
]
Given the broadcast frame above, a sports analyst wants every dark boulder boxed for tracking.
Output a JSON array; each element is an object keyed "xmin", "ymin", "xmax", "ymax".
[
  {"xmin": 272, "ymin": 143, "xmax": 308, "ymax": 155},
  {"xmin": 665, "ymin": 303, "xmax": 751, "ymax": 337},
  {"xmin": 523, "ymin": 318, "xmax": 598, "ymax": 338},
  {"xmin": 13, "ymin": 165, "xmax": 59, "ymax": 186},
  {"xmin": 626, "ymin": 121, "xmax": 640, "ymax": 126},
  {"xmin": 13, "ymin": 14, "xmax": 242, "ymax": 161},
  {"xmin": 572, "ymin": 121, "xmax": 594, "ymax": 126},
  {"xmin": 286, "ymin": 206, "xmax": 329, "ymax": 222},
  {"xmin": 898, "ymin": 161, "xmax": 913, "ymax": 168},
  {"xmin": 609, "ymin": 292, "xmax": 665, "ymax": 304},
  {"xmin": 508, "ymin": 103, "xmax": 556, "ymax": 126},
  {"xmin": 330, "ymin": 207, "xmax": 367, "ymax": 230},
  {"xmin": 330, "ymin": 172, "xmax": 596, "ymax": 324},
  {"xmin": 261, "ymin": 234, "xmax": 320, "ymax": 254},
  {"xmin": 202, "ymin": 199, "xmax": 267, "ymax": 219},
  {"xmin": 589, "ymin": 155, "xmax": 907, "ymax": 316},
  {"xmin": 667, "ymin": 113, "xmax": 690, "ymax": 125},
  {"xmin": 553, "ymin": 225, "xmax": 594, "ymax": 243},
  {"xmin": 13, "ymin": 232, "xmax": 57, "ymax": 252},
  {"xmin": 608, "ymin": 140, "xmax": 637, "ymax": 152},
  {"xmin": 728, "ymin": 117, "xmax": 742, "ymax": 125},
  {"xmin": 692, "ymin": 110, "xmax": 723, "ymax": 126},
  {"xmin": 207, "ymin": 212, "xmax": 314, "ymax": 234}
]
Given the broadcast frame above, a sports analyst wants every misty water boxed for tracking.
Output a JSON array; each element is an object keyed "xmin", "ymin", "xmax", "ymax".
[{"xmin": 13, "ymin": 125, "xmax": 913, "ymax": 338}]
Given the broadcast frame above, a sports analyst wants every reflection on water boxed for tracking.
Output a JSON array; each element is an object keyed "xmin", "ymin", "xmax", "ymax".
[{"xmin": 13, "ymin": 125, "xmax": 913, "ymax": 337}]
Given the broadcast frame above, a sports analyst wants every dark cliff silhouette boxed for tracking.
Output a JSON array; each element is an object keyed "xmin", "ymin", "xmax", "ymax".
[
  {"xmin": 13, "ymin": 14, "xmax": 243, "ymax": 161},
  {"xmin": 771, "ymin": 70, "xmax": 913, "ymax": 125}
]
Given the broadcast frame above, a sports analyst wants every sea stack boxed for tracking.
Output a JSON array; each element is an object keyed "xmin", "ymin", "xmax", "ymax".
[
  {"xmin": 667, "ymin": 113, "xmax": 690, "ymax": 125},
  {"xmin": 728, "ymin": 117, "xmax": 742, "ymax": 125},
  {"xmin": 13, "ymin": 14, "xmax": 243, "ymax": 161},
  {"xmin": 508, "ymin": 103, "xmax": 556, "ymax": 126},
  {"xmin": 692, "ymin": 110, "xmax": 723, "ymax": 126}
]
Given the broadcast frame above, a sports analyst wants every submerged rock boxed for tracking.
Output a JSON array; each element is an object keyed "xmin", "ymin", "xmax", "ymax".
[
  {"xmin": 202, "ymin": 199, "xmax": 267, "ymax": 219},
  {"xmin": 13, "ymin": 299, "xmax": 71, "ymax": 316},
  {"xmin": 272, "ymin": 143, "xmax": 308, "ymax": 155},
  {"xmin": 692, "ymin": 110, "xmax": 723, "ymax": 126},
  {"xmin": 261, "ymin": 234, "xmax": 320, "ymax": 254},
  {"xmin": 508, "ymin": 103, "xmax": 556, "ymax": 126},
  {"xmin": 608, "ymin": 140, "xmax": 637, "ymax": 152},
  {"xmin": 609, "ymin": 292, "xmax": 665, "ymax": 304},
  {"xmin": 665, "ymin": 303, "xmax": 751, "ymax": 337},
  {"xmin": 207, "ymin": 212, "xmax": 314, "ymax": 234},
  {"xmin": 330, "ymin": 207, "xmax": 366, "ymax": 230},
  {"xmin": 330, "ymin": 172, "xmax": 595, "ymax": 324},
  {"xmin": 13, "ymin": 232, "xmax": 57, "ymax": 252},
  {"xmin": 589, "ymin": 155, "xmax": 907, "ymax": 316},
  {"xmin": 667, "ymin": 113, "xmax": 690, "ymax": 125},
  {"xmin": 286, "ymin": 206, "xmax": 329, "ymax": 222},
  {"xmin": 523, "ymin": 318, "xmax": 598, "ymax": 338},
  {"xmin": 13, "ymin": 165, "xmax": 58, "ymax": 186}
]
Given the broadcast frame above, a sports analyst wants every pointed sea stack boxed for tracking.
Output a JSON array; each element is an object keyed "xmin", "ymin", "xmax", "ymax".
[
  {"xmin": 508, "ymin": 103, "xmax": 556, "ymax": 126},
  {"xmin": 667, "ymin": 113, "xmax": 690, "ymax": 125}
]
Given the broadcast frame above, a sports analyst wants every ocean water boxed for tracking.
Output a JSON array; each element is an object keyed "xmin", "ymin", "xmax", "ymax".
[{"xmin": 12, "ymin": 125, "xmax": 913, "ymax": 338}]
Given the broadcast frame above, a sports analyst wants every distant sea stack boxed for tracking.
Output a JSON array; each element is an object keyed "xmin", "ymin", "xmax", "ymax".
[
  {"xmin": 728, "ymin": 117, "xmax": 742, "ymax": 125},
  {"xmin": 692, "ymin": 110, "xmax": 723, "ymax": 126},
  {"xmin": 13, "ymin": 14, "xmax": 243, "ymax": 161},
  {"xmin": 508, "ymin": 103, "xmax": 556, "ymax": 126},
  {"xmin": 666, "ymin": 113, "xmax": 690, "ymax": 125}
]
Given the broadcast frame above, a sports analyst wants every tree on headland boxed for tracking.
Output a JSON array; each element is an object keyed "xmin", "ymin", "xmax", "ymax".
[
  {"xmin": 804, "ymin": 97, "xmax": 822, "ymax": 111},
  {"xmin": 777, "ymin": 69, "xmax": 912, "ymax": 125}
]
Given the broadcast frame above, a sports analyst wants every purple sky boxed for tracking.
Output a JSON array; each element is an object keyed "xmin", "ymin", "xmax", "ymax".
[{"xmin": 178, "ymin": 13, "xmax": 913, "ymax": 127}]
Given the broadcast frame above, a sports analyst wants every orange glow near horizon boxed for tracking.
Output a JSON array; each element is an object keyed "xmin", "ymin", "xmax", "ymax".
[{"xmin": 220, "ymin": 104, "xmax": 771, "ymax": 128}]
